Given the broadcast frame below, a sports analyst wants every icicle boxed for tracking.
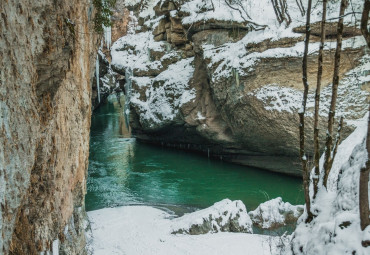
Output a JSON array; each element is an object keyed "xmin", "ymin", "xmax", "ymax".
[
  {"xmin": 232, "ymin": 68, "xmax": 240, "ymax": 87},
  {"xmin": 103, "ymin": 21, "xmax": 112, "ymax": 49},
  {"xmin": 96, "ymin": 54, "xmax": 100, "ymax": 103}
]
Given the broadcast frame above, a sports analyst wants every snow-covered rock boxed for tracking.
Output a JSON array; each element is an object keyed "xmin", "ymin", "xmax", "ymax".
[
  {"xmin": 248, "ymin": 197, "xmax": 304, "ymax": 229},
  {"xmin": 171, "ymin": 199, "xmax": 253, "ymax": 235},
  {"xmin": 111, "ymin": 0, "xmax": 368, "ymax": 176},
  {"xmin": 130, "ymin": 57, "xmax": 196, "ymax": 130}
]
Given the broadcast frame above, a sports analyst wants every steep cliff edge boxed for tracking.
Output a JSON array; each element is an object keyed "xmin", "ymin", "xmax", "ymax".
[
  {"xmin": 0, "ymin": 0, "xmax": 98, "ymax": 254},
  {"xmin": 111, "ymin": 0, "xmax": 369, "ymax": 176}
]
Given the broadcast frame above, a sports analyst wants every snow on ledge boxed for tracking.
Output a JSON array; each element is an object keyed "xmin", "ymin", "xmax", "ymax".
[{"xmin": 248, "ymin": 55, "xmax": 369, "ymax": 119}]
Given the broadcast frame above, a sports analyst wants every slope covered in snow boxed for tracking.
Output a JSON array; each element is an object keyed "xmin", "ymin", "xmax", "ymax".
[
  {"xmin": 180, "ymin": 0, "xmax": 363, "ymax": 28},
  {"xmin": 291, "ymin": 115, "xmax": 370, "ymax": 255}
]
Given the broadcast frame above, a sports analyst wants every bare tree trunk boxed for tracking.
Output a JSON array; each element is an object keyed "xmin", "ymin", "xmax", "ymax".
[
  {"xmin": 312, "ymin": 0, "xmax": 328, "ymax": 199},
  {"xmin": 359, "ymin": 0, "xmax": 370, "ymax": 235},
  {"xmin": 360, "ymin": 105, "xmax": 370, "ymax": 233},
  {"xmin": 299, "ymin": 0, "xmax": 314, "ymax": 223},
  {"xmin": 361, "ymin": 0, "xmax": 370, "ymax": 48},
  {"xmin": 332, "ymin": 116, "xmax": 344, "ymax": 161},
  {"xmin": 323, "ymin": 0, "xmax": 348, "ymax": 188}
]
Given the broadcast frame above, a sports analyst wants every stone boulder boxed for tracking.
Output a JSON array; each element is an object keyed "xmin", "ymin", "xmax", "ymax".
[
  {"xmin": 171, "ymin": 199, "xmax": 253, "ymax": 235},
  {"xmin": 248, "ymin": 198, "xmax": 304, "ymax": 229},
  {"xmin": 154, "ymin": 0, "xmax": 177, "ymax": 16},
  {"xmin": 170, "ymin": 32, "xmax": 187, "ymax": 45},
  {"xmin": 153, "ymin": 18, "xmax": 167, "ymax": 36}
]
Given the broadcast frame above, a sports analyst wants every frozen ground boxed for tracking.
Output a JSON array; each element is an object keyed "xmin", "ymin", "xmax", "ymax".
[{"xmin": 87, "ymin": 205, "xmax": 287, "ymax": 255}]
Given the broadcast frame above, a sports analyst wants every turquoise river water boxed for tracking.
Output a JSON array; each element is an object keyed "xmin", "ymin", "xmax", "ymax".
[{"xmin": 86, "ymin": 97, "xmax": 304, "ymax": 214}]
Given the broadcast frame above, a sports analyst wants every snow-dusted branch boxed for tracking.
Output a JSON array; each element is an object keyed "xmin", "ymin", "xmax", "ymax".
[{"xmin": 223, "ymin": 0, "xmax": 268, "ymax": 31}]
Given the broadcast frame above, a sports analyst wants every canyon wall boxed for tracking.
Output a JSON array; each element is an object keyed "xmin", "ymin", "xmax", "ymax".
[
  {"xmin": 0, "ymin": 0, "xmax": 98, "ymax": 254},
  {"xmin": 110, "ymin": 0, "xmax": 369, "ymax": 176}
]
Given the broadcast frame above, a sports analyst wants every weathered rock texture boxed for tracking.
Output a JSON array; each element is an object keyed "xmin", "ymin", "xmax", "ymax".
[
  {"xmin": 248, "ymin": 197, "xmax": 304, "ymax": 230},
  {"xmin": 0, "ymin": 0, "xmax": 98, "ymax": 254},
  {"xmin": 171, "ymin": 199, "xmax": 253, "ymax": 235},
  {"xmin": 112, "ymin": 0, "xmax": 369, "ymax": 176}
]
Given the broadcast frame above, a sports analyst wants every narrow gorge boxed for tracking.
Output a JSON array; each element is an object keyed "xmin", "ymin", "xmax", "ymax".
[{"xmin": 1, "ymin": 0, "xmax": 369, "ymax": 255}]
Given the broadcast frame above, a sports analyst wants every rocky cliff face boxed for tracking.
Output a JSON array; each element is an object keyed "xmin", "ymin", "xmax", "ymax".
[
  {"xmin": 0, "ymin": 0, "xmax": 98, "ymax": 254},
  {"xmin": 110, "ymin": 0, "xmax": 369, "ymax": 176}
]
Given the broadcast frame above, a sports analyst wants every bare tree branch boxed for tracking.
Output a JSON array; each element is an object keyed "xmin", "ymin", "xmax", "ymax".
[
  {"xmin": 223, "ymin": 0, "xmax": 267, "ymax": 30},
  {"xmin": 271, "ymin": 0, "xmax": 283, "ymax": 24},
  {"xmin": 325, "ymin": 11, "xmax": 362, "ymax": 21},
  {"xmin": 224, "ymin": 0, "xmax": 252, "ymax": 20},
  {"xmin": 295, "ymin": 0, "xmax": 306, "ymax": 16},
  {"xmin": 270, "ymin": 0, "xmax": 292, "ymax": 26}
]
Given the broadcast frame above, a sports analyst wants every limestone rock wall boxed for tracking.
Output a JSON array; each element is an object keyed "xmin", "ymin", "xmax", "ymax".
[
  {"xmin": 0, "ymin": 0, "xmax": 98, "ymax": 254},
  {"xmin": 111, "ymin": 0, "xmax": 369, "ymax": 176}
]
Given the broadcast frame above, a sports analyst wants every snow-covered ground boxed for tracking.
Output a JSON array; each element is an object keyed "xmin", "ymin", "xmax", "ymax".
[
  {"xmin": 291, "ymin": 114, "xmax": 370, "ymax": 255},
  {"xmin": 87, "ymin": 203, "xmax": 288, "ymax": 255}
]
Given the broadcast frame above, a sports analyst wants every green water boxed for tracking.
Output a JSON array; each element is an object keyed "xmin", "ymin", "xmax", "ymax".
[{"xmin": 86, "ymin": 97, "xmax": 304, "ymax": 213}]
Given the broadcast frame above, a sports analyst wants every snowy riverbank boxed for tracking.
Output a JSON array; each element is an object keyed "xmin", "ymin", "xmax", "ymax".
[{"xmin": 87, "ymin": 202, "xmax": 290, "ymax": 255}]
